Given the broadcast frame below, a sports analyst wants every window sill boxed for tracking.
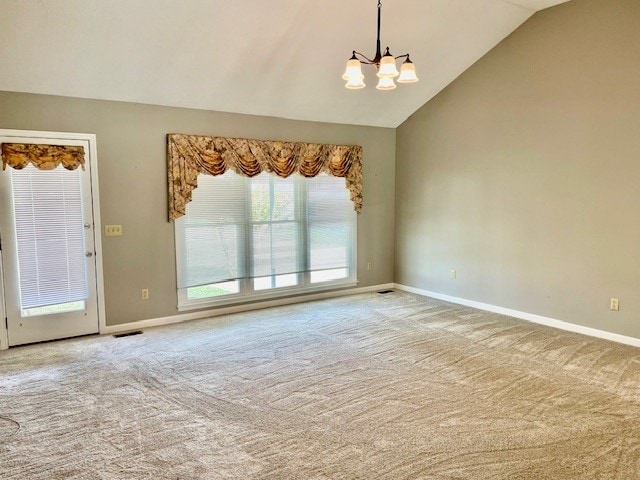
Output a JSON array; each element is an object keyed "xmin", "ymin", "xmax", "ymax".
[{"xmin": 177, "ymin": 280, "xmax": 359, "ymax": 312}]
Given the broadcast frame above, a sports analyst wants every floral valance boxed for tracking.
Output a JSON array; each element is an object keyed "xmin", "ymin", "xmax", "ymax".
[
  {"xmin": 1, "ymin": 143, "xmax": 85, "ymax": 171},
  {"xmin": 167, "ymin": 133, "xmax": 363, "ymax": 221}
]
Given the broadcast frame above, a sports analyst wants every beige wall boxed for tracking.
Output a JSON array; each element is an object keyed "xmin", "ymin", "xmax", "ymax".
[
  {"xmin": 395, "ymin": 0, "xmax": 640, "ymax": 339},
  {"xmin": 0, "ymin": 92, "xmax": 396, "ymax": 326}
]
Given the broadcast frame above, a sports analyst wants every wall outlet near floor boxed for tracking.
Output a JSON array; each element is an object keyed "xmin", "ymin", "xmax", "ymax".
[
  {"xmin": 367, "ymin": 262, "xmax": 373, "ymax": 271},
  {"xmin": 610, "ymin": 298, "xmax": 619, "ymax": 311},
  {"xmin": 141, "ymin": 289, "xmax": 149, "ymax": 300},
  {"xmin": 105, "ymin": 225, "xmax": 123, "ymax": 236},
  {"xmin": 450, "ymin": 269, "xmax": 456, "ymax": 279}
]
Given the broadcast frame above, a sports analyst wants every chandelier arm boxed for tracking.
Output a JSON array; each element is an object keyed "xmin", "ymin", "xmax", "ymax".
[
  {"xmin": 352, "ymin": 51, "xmax": 377, "ymax": 65},
  {"xmin": 394, "ymin": 54, "xmax": 411, "ymax": 60}
]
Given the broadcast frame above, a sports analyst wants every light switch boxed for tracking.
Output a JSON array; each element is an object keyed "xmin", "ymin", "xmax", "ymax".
[{"xmin": 105, "ymin": 225, "xmax": 123, "ymax": 236}]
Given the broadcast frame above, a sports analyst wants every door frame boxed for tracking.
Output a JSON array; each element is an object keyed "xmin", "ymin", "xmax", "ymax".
[{"xmin": 0, "ymin": 129, "xmax": 106, "ymax": 350}]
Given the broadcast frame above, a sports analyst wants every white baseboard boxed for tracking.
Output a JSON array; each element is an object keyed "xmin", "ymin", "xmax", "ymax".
[
  {"xmin": 394, "ymin": 284, "xmax": 640, "ymax": 349},
  {"xmin": 101, "ymin": 283, "xmax": 395, "ymax": 335}
]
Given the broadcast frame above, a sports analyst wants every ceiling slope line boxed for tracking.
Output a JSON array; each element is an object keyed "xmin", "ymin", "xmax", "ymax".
[{"xmin": 496, "ymin": 0, "xmax": 536, "ymax": 13}]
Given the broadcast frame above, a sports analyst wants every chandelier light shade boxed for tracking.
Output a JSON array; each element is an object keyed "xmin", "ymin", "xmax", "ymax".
[
  {"xmin": 398, "ymin": 58, "xmax": 419, "ymax": 83},
  {"xmin": 343, "ymin": 0, "xmax": 418, "ymax": 91},
  {"xmin": 377, "ymin": 49, "xmax": 400, "ymax": 79},
  {"xmin": 342, "ymin": 55, "xmax": 366, "ymax": 89},
  {"xmin": 376, "ymin": 77, "xmax": 396, "ymax": 91}
]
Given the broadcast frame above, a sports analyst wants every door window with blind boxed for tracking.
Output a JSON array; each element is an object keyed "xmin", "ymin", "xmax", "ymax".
[
  {"xmin": 11, "ymin": 165, "xmax": 88, "ymax": 316},
  {"xmin": 175, "ymin": 171, "xmax": 357, "ymax": 308}
]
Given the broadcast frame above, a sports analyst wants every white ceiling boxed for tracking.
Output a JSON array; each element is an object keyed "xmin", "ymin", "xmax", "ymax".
[{"xmin": 0, "ymin": 0, "xmax": 571, "ymax": 128}]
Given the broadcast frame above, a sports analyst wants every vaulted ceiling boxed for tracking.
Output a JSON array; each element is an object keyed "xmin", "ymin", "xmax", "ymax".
[{"xmin": 0, "ymin": 0, "xmax": 571, "ymax": 128}]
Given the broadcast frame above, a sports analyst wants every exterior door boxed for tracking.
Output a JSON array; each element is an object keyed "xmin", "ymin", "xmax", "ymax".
[{"xmin": 0, "ymin": 132, "xmax": 100, "ymax": 346}]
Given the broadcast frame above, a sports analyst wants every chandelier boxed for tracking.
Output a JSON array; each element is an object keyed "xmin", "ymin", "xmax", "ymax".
[{"xmin": 342, "ymin": 0, "xmax": 419, "ymax": 90}]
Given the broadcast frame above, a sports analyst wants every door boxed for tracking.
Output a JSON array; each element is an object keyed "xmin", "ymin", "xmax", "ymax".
[{"xmin": 0, "ymin": 132, "xmax": 100, "ymax": 346}]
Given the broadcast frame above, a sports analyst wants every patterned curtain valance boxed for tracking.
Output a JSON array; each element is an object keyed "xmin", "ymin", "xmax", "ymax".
[
  {"xmin": 167, "ymin": 133, "xmax": 363, "ymax": 221},
  {"xmin": 1, "ymin": 143, "xmax": 85, "ymax": 171}
]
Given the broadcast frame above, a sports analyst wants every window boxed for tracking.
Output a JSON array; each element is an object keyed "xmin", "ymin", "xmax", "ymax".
[
  {"xmin": 175, "ymin": 171, "xmax": 357, "ymax": 309},
  {"xmin": 11, "ymin": 165, "xmax": 88, "ymax": 316}
]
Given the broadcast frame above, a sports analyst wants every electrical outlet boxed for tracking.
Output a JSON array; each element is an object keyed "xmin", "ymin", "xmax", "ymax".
[
  {"xmin": 450, "ymin": 269, "xmax": 456, "ymax": 279},
  {"xmin": 367, "ymin": 262, "xmax": 373, "ymax": 271},
  {"xmin": 610, "ymin": 298, "xmax": 619, "ymax": 311},
  {"xmin": 141, "ymin": 289, "xmax": 149, "ymax": 300},
  {"xmin": 105, "ymin": 225, "xmax": 123, "ymax": 236}
]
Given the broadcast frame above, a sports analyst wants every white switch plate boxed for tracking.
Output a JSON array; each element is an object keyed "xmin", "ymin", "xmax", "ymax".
[
  {"xmin": 105, "ymin": 225, "xmax": 123, "ymax": 236},
  {"xmin": 450, "ymin": 269, "xmax": 456, "ymax": 279}
]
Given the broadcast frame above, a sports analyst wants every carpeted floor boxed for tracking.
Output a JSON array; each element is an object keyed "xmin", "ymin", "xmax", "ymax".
[{"xmin": 1, "ymin": 291, "xmax": 639, "ymax": 479}]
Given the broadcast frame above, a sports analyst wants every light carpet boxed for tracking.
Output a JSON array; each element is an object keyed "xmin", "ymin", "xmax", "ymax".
[{"xmin": 1, "ymin": 291, "xmax": 639, "ymax": 479}]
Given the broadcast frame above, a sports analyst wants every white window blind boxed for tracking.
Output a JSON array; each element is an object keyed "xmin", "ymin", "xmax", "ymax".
[
  {"xmin": 307, "ymin": 175, "xmax": 356, "ymax": 273},
  {"xmin": 11, "ymin": 164, "xmax": 88, "ymax": 309},
  {"xmin": 175, "ymin": 171, "xmax": 247, "ymax": 289},
  {"xmin": 250, "ymin": 173, "xmax": 303, "ymax": 278},
  {"xmin": 175, "ymin": 171, "xmax": 357, "ymax": 301}
]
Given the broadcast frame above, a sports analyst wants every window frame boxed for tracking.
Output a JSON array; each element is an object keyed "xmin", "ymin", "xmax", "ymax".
[{"xmin": 175, "ymin": 173, "xmax": 357, "ymax": 311}]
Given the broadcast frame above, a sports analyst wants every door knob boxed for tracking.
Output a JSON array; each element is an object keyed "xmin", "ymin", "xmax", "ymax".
[{"xmin": 86, "ymin": 252, "xmax": 94, "ymax": 257}]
